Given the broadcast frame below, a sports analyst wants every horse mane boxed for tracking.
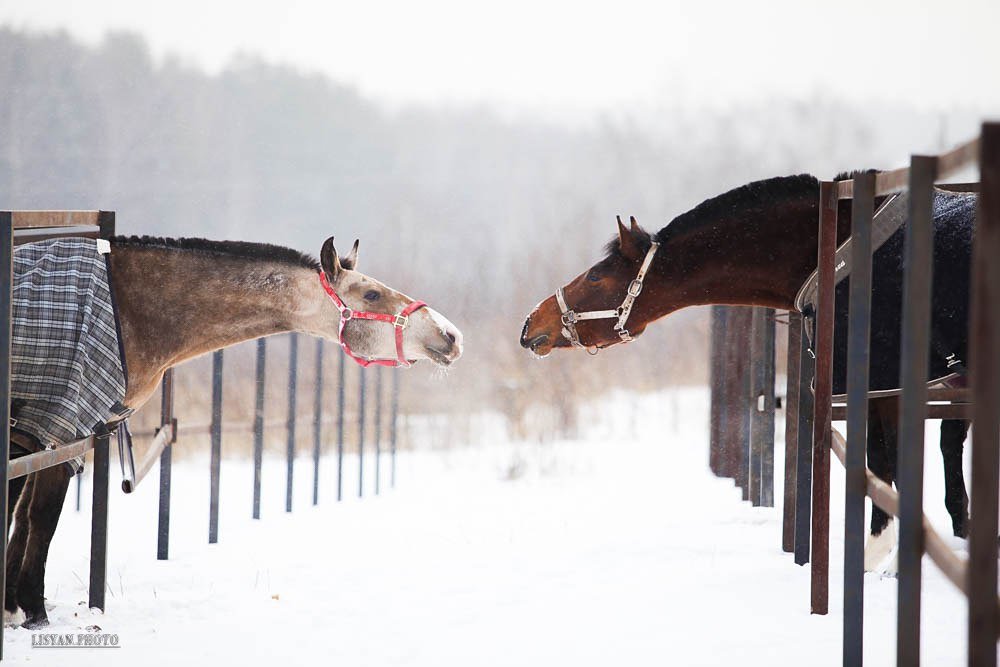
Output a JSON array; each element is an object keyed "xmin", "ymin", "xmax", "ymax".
[{"xmin": 112, "ymin": 235, "xmax": 321, "ymax": 271}]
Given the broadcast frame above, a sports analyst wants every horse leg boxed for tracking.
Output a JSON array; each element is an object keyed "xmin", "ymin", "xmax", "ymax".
[
  {"xmin": 940, "ymin": 419, "xmax": 971, "ymax": 538},
  {"xmin": 865, "ymin": 398, "xmax": 898, "ymax": 572},
  {"xmin": 4, "ymin": 473, "xmax": 31, "ymax": 626},
  {"xmin": 17, "ymin": 465, "xmax": 71, "ymax": 628}
]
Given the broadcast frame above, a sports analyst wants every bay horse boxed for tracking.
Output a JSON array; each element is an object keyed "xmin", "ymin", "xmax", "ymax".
[
  {"xmin": 6, "ymin": 235, "xmax": 463, "ymax": 628},
  {"xmin": 519, "ymin": 174, "xmax": 976, "ymax": 571}
]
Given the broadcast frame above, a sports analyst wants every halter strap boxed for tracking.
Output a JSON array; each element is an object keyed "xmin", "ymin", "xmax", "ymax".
[
  {"xmin": 318, "ymin": 271, "xmax": 427, "ymax": 368},
  {"xmin": 556, "ymin": 241, "xmax": 659, "ymax": 351}
]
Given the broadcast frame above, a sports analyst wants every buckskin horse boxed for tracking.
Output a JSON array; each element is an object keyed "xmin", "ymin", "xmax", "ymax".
[
  {"xmin": 519, "ymin": 174, "xmax": 975, "ymax": 571},
  {"xmin": 6, "ymin": 235, "xmax": 463, "ymax": 628}
]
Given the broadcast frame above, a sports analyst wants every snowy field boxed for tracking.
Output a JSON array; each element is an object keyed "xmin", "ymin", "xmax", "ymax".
[{"xmin": 2, "ymin": 388, "xmax": 976, "ymax": 665}]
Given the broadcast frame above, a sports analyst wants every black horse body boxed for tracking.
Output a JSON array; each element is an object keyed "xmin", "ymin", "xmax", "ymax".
[{"xmin": 829, "ymin": 190, "xmax": 976, "ymax": 538}]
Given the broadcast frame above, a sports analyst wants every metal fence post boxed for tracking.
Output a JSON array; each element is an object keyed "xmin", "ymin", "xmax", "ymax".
[
  {"xmin": 750, "ymin": 307, "xmax": 776, "ymax": 507},
  {"xmin": 374, "ymin": 366, "xmax": 383, "ymax": 495},
  {"xmin": 358, "ymin": 366, "xmax": 367, "ymax": 498},
  {"xmin": 0, "ymin": 212, "xmax": 12, "ymax": 658},
  {"xmin": 810, "ymin": 180, "xmax": 838, "ymax": 615},
  {"xmin": 337, "ymin": 347, "xmax": 346, "ymax": 501},
  {"xmin": 209, "ymin": 350, "xmax": 223, "ymax": 543},
  {"xmin": 89, "ymin": 432, "xmax": 110, "ymax": 610},
  {"xmin": 794, "ymin": 317, "xmax": 815, "ymax": 566},
  {"xmin": 75, "ymin": 470, "xmax": 82, "ymax": 512},
  {"xmin": 157, "ymin": 369, "xmax": 174, "ymax": 560},
  {"xmin": 782, "ymin": 311, "xmax": 802, "ymax": 553},
  {"xmin": 286, "ymin": 333, "xmax": 299, "ymax": 512},
  {"xmin": 896, "ymin": 156, "xmax": 937, "ymax": 665},
  {"xmin": 844, "ymin": 171, "xmax": 875, "ymax": 665},
  {"xmin": 312, "ymin": 339, "xmax": 323, "ymax": 506},
  {"xmin": 968, "ymin": 121, "xmax": 1000, "ymax": 667},
  {"xmin": 709, "ymin": 306, "xmax": 729, "ymax": 476},
  {"xmin": 252, "ymin": 339, "xmax": 266, "ymax": 519},
  {"xmin": 391, "ymin": 369, "xmax": 400, "ymax": 488}
]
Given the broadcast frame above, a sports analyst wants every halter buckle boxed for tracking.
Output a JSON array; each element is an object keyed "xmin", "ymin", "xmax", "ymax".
[
  {"xmin": 627, "ymin": 279, "xmax": 643, "ymax": 298},
  {"xmin": 561, "ymin": 311, "xmax": 578, "ymax": 326},
  {"xmin": 618, "ymin": 328, "xmax": 633, "ymax": 342},
  {"xmin": 341, "ymin": 308, "xmax": 354, "ymax": 321},
  {"xmin": 393, "ymin": 314, "xmax": 409, "ymax": 328}
]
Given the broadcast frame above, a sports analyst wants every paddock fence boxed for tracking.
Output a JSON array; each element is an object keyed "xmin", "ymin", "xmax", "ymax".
[
  {"xmin": 0, "ymin": 215, "xmax": 407, "ymax": 660},
  {"xmin": 707, "ymin": 121, "xmax": 1000, "ymax": 666}
]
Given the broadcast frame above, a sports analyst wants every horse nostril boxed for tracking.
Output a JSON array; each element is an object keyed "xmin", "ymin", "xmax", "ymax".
[{"xmin": 446, "ymin": 331, "xmax": 456, "ymax": 344}]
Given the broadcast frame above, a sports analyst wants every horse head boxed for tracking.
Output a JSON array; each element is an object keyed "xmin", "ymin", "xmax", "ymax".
[
  {"xmin": 313, "ymin": 237, "xmax": 463, "ymax": 367},
  {"xmin": 520, "ymin": 216, "xmax": 659, "ymax": 356}
]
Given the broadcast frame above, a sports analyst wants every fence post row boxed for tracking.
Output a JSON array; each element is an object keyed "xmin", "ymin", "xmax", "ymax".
[{"xmin": 374, "ymin": 366, "xmax": 383, "ymax": 495}]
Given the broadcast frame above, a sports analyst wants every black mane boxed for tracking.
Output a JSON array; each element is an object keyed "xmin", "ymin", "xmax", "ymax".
[
  {"xmin": 112, "ymin": 235, "xmax": 321, "ymax": 271},
  {"xmin": 653, "ymin": 174, "xmax": 820, "ymax": 244},
  {"xmin": 600, "ymin": 174, "xmax": 822, "ymax": 263}
]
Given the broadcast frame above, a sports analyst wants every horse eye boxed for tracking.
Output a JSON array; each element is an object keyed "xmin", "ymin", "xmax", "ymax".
[
  {"xmin": 364, "ymin": 290, "xmax": 380, "ymax": 302},
  {"xmin": 587, "ymin": 270, "xmax": 601, "ymax": 283}
]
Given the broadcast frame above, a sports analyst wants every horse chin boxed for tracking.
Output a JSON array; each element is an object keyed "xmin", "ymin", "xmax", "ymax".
[{"xmin": 422, "ymin": 345, "xmax": 459, "ymax": 367}]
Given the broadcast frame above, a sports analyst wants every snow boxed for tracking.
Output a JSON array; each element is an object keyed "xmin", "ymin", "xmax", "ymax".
[{"xmin": 2, "ymin": 388, "xmax": 975, "ymax": 665}]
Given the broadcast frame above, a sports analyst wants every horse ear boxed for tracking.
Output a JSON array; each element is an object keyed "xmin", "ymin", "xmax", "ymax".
[
  {"xmin": 630, "ymin": 216, "xmax": 641, "ymax": 235},
  {"xmin": 320, "ymin": 236, "xmax": 343, "ymax": 281},
  {"xmin": 341, "ymin": 239, "xmax": 360, "ymax": 270},
  {"xmin": 616, "ymin": 215, "xmax": 642, "ymax": 260}
]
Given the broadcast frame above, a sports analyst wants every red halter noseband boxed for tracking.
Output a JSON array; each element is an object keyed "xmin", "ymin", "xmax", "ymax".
[{"xmin": 318, "ymin": 271, "xmax": 427, "ymax": 368}]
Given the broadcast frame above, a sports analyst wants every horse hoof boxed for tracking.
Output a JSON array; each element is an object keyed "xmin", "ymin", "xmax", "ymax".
[
  {"xmin": 864, "ymin": 522, "xmax": 897, "ymax": 572},
  {"xmin": 3, "ymin": 607, "xmax": 25, "ymax": 628},
  {"xmin": 21, "ymin": 613, "xmax": 49, "ymax": 630}
]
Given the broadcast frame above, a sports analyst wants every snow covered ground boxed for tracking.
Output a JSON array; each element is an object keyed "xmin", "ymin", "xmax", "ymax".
[{"xmin": 2, "ymin": 388, "xmax": 976, "ymax": 665}]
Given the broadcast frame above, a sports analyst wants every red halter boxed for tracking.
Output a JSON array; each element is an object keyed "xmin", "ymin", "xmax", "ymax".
[{"xmin": 318, "ymin": 271, "xmax": 427, "ymax": 368}]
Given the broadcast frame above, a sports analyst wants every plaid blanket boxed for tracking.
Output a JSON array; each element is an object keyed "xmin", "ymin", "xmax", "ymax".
[{"xmin": 11, "ymin": 238, "xmax": 127, "ymax": 453}]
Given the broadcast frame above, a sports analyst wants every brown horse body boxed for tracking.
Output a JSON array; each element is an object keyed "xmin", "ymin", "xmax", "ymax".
[{"xmin": 6, "ymin": 236, "xmax": 462, "ymax": 627}]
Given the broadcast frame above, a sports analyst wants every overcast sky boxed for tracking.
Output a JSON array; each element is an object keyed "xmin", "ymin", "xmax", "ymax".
[{"xmin": 2, "ymin": 0, "xmax": 999, "ymax": 122}]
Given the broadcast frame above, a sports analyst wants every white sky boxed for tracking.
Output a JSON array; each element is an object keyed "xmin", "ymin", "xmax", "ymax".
[{"xmin": 2, "ymin": 0, "xmax": 999, "ymax": 121}]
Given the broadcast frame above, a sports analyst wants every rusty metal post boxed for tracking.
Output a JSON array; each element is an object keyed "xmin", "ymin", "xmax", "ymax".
[
  {"xmin": 968, "ymin": 122, "xmax": 1000, "ymax": 667},
  {"xmin": 782, "ymin": 311, "xmax": 802, "ymax": 552},
  {"xmin": 844, "ymin": 171, "xmax": 875, "ymax": 665},
  {"xmin": 810, "ymin": 180, "xmax": 837, "ymax": 615}
]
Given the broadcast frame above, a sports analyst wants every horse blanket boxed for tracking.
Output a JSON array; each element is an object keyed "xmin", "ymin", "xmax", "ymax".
[
  {"xmin": 11, "ymin": 238, "xmax": 127, "ymax": 458},
  {"xmin": 831, "ymin": 189, "xmax": 976, "ymax": 394}
]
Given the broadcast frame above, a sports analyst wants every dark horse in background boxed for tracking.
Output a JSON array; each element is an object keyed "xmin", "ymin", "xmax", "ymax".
[
  {"xmin": 6, "ymin": 236, "xmax": 463, "ymax": 628},
  {"xmin": 520, "ymin": 174, "xmax": 976, "ymax": 571}
]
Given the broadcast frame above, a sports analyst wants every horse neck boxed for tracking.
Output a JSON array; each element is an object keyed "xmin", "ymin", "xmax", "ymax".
[
  {"xmin": 109, "ymin": 246, "xmax": 332, "ymax": 407},
  {"xmin": 645, "ymin": 195, "xmax": 852, "ymax": 317}
]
